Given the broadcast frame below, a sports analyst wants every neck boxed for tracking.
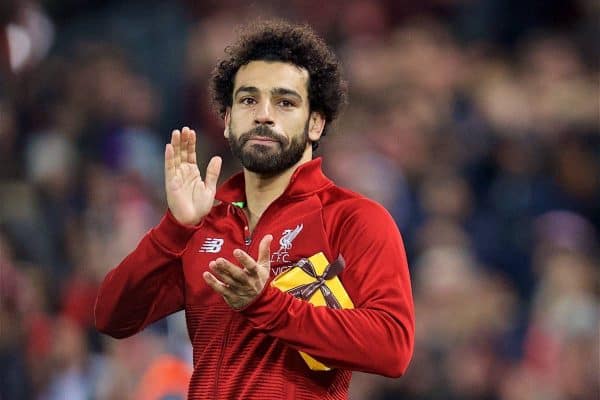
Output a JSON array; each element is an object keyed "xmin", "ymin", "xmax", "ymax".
[{"xmin": 243, "ymin": 147, "xmax": 312, "ymax": 230}]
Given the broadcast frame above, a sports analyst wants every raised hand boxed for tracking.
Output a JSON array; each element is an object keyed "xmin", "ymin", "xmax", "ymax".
[
  {"xmin": 203, "ymin": 234, "xmax": 273, "ymax": 309},
  {"xmin": 165, "ymin": 127, "xmax": 222, "ymax": 226}
]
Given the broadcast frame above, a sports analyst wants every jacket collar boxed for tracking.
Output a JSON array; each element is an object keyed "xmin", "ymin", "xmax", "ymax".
[{"xmin": 215, "ymin": 157, "xmax": 333, "ymax": 204}]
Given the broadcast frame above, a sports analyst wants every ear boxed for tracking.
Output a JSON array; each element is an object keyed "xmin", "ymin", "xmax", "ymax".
[
  {"xmin": 223, "ymin": 108, "xmax": 231, "ymax": 139},
  {"xmin": 308, "ymin": 112, "xmax": 325, "ymax": 142}
]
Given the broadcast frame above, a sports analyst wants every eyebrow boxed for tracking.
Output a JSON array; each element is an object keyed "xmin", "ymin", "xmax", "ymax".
[{"xmin": 234, "ymin": 86, "xmax": 303, "ymax": 101}]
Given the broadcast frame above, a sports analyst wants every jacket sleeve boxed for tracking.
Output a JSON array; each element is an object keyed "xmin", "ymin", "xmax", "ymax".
[
  {"xmin": 239, "ymin": 200, "xmax": 415, "ymax": 378},
  {"xmin": 94, "ymin": 211, "xmax": 197, "ymax": 338}
]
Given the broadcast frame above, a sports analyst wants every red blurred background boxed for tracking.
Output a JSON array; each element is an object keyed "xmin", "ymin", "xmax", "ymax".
[{"xmin": 0, "ymin": 1, "xmax": 598, "ymax": 399}]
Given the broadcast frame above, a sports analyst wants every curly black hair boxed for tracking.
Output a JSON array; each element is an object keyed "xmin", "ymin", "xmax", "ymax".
[{"xmin": 210, "ymin": 19, "xmax": 348, "ymax": 150}]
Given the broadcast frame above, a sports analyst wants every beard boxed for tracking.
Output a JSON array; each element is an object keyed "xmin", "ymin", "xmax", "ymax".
[{"xmin": 228, "ymin": 120, "xmax": 309, "ymax": 175}]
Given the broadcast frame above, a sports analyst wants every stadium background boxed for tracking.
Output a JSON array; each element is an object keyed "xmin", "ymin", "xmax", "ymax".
[{"xmin": 0, "ymin": 0, "xmax": 598, "ymax": 399}]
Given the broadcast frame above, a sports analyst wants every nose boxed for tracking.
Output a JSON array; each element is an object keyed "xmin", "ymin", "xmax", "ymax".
[{"xmin": 254, "ymin": 101, "xmax": 274, "ymax": 126}]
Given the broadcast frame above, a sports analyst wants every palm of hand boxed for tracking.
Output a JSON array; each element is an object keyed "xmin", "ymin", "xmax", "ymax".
[
  {"xmin": 165, "ymin": 127, "xmax": 222, "ymax": 226},
  {"xmin": 203, "ymin": 235, "xmax": 274, "ymax": 310}
]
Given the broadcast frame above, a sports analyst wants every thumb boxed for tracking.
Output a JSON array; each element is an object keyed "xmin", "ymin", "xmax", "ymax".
[
  {"xmin": 257, "ymin": 234, "xmax": 273, "ymax": 267},
  {"xmin": 204, "ymin": 156, "xmax": 222, "ymax": 192}
]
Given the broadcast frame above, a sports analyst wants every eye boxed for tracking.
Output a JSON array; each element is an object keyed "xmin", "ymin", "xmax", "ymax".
[
  {"xmin": 278, "ymin": 99, "xmax": 295, "ymax": 107},
  {"xmin": 240, "ymin": 97, "xmax": 256, "ymax": 105}
]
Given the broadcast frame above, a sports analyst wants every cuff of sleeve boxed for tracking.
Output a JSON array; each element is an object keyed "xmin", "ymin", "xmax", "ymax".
[
  {"xmin": 150, "ymin": 210, "xmax": 202, "ymax": 254},
  {"xmin": 238, "ymin": 285, "xmax": 290, "ymax": 331}
]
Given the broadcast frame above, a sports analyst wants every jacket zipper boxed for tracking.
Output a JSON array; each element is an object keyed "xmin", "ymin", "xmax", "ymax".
[
  {"xmin": 233, "ymin": 205, "xmax": 257, "ymax": 248},
  {"xmin": 213, "ymin": 314, "xmax": 233, "ymax": 399},
  {"xmin": 233, "ymin": 199, "xmax": 282, "ymax": 248},
  {"xmin": 212, "ymin": 205, "xmax": 259, "ymax": 399},
  {"xmin": 212, "ymin": 201, "xmax": 278, "ymax": 397}
]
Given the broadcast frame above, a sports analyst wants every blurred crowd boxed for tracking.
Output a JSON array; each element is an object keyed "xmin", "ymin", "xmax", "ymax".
[{"xmin": 0, "ymin": 1, "xmax": 598, "ymax": 399}]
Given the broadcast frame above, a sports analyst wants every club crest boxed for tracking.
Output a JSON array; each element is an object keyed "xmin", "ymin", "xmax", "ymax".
[{"xmin": 271, "ymin": 224, "xmax": 303, "ymax": 263}]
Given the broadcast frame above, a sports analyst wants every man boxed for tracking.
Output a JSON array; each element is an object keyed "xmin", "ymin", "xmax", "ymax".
[{"xmin": 95, "ymin": 19, "xmax": 414, "ymax": 399}]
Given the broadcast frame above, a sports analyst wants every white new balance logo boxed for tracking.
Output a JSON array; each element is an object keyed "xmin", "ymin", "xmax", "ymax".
[{"xmin": 199, "ymin": 238, "xmax": 224, "ymax": 253}]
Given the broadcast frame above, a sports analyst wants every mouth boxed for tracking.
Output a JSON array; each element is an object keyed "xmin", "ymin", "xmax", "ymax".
[{"xmin": 246, "ymin": 136, "xmax": 281, "ymax": 145}]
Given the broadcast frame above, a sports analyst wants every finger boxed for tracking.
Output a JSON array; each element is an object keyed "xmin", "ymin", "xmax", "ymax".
[
  {"xmin": 212, "ymin": 258, "xmax": 248, "ymax": 285},
  {"xmin": 165, "ymin": 143, "xmax": 176, "ymax": 181},
  {"xmin": 257, "ymin": 234, "xmax": 273, "ymax": 266},
  {"xmin": 180, "ymin": 127, "xmax": 189, "ymax": 165},
  {"xmin": 233, "ymin": 249, "xmax": 258, "ymax": 273},
  {"xmin": 209, "ymin": 263, "xmax": 235, "ymax": 287},
  {"xmin": 204, "ymin": 156, "xmax": 222, "ymax": 192},
  {"xmin": 171, "ymin": 129, "xmax": 181, "ymax": 169},
  {"xmin": 203, "ymin": 271, "xmax": 235, "ymax": 296},
  {"xmin": 188, "ymin": 130, "xmax": 197, "ymax": 165}
]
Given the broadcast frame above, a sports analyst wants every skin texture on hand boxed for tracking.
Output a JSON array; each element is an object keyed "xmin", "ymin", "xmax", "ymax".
[
  {"xmin": 164, "ymin": 127, "xmax": 222, "ymax": 226},
  {"xmin": 203, "ymin": 234, "xmax": 273, "ymax": 309}
]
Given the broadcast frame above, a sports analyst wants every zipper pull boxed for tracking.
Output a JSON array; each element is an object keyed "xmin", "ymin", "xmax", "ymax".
[{"xmin": 244, "ymin": 226, "xmax": 251, "ymax": 245}]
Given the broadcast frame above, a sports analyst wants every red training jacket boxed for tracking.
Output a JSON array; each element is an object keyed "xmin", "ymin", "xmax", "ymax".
[{"xmin": 95, "ymin": 158, "xmax": 414, "ymax": 400}]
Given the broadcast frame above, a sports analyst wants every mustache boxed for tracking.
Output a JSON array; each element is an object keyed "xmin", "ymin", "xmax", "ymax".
[{"xmin": 239, "ymin": 125, "xmax": 289, "ymax": 146}]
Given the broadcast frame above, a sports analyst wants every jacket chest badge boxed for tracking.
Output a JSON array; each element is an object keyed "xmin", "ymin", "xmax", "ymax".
[
  {"xmin": 270, "ymin": 224, "xmax": 303, "ymax": 263},
  {"xmin": 198, "ymin": 238, "xmax": 224, "ymax": 253}
]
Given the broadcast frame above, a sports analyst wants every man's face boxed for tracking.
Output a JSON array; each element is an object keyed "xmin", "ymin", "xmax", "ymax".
[{"xmin": 225, "ymin": 60, "xmax": 321, "ymax": 175}]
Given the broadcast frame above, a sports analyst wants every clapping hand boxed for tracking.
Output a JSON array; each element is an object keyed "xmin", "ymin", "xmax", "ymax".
[
  {"xmin": 164, "ymin": 127, "xmax": 222, "ymax": 226},
  {"xmin": 203, "ymin": 234, "xmax": 274, "ymax": 309}
]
